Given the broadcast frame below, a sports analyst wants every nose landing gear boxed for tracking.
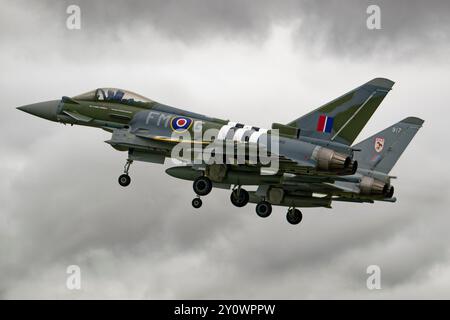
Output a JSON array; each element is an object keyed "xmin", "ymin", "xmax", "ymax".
[
  {"xmin": 118, "ymin": 159, "xmax": 133, "ymax": 187},
  {"xmin": 192, "ymin": 197, "xmax": 203, "ymax": 209}
]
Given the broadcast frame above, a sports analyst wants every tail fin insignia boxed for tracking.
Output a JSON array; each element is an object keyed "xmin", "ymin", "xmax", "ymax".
[
  {"xmin": 353, "ymin": 117, "xmax": 424, "ymax": 174},
  {"xmin": 288, "ymin": 78, "xmax": 395, "ymax": 146},
  {"xmin": 316, "ymin": 115, "xmax": 334, "ymax": 133}
]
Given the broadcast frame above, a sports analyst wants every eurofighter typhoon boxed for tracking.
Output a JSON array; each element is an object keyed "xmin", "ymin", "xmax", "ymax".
[{"xmin": 17, "ymin": 78, "xmax": 423, "ymax": 225}]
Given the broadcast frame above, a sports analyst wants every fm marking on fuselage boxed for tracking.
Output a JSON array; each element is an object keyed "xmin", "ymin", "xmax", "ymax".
[{"xmin": 145, "ymin": 111, "xmax": 172, "ymax": 128}]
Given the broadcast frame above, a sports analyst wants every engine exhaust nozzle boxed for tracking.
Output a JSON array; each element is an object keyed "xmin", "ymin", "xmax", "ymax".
[{"xmin": 312, "ymin": 147, "xmax": 356, "ymax": 175}]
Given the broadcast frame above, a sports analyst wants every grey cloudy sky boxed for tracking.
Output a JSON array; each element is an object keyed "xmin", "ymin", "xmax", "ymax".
[{"xmin": 0, "ymin": 0, "xmax": 449, "ymax": 299}]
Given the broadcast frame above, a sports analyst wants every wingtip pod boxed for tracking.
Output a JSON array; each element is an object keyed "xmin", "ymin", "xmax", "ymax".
[
  {"xmin": 401, "ymin": 117, "xmax": 424, "ymax": 126},
  {"xmin": 366, "ymin": 78, "xmax": 395, "ymax": 90}
]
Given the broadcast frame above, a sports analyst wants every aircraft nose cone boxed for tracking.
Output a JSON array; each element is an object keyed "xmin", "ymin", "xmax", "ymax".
[{"xmin": 17, "ymin": 100, "xmax": 60, "ymax": 122}]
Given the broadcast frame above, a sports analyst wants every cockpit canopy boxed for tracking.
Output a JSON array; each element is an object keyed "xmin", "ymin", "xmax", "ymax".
[{"xmin": 73, "ymin": 88, "xmax": 153, "ymax": 105}]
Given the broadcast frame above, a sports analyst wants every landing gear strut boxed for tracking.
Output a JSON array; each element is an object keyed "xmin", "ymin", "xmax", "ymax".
[
  {"xmin": 118, "ymin": 159, "xmax": 133, "ymax": 187},
  {"xmin": 286, "ymin": 207, "xmax": 303, "ymax": 225},
  {"xmin": 230, "ymin": 186, "xmax": 249, "ymax": 207}
]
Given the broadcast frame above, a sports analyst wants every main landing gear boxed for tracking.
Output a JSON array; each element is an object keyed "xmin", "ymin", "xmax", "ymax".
[
  {"xmin": 190, "ymin": 179, "xmax": 251, "ymax": 209},
  {"xmin": 230, "ymin": 186, "xmax": 249, "ymax": 207},
  {"xmin": 254, "ymin": 202, "xmax": 302, "ymax": 225},
  {"xmin": 286, "ymin": 207, "xmax": 303, "ymax": 225},
  {"xmin": 255, "ymin": 201, "xmax": 272, "ymax": 218},
  {"xmin": 191, "ymin": 176, "xmax": 213, "ymax": 209},
  {"xmin": 193, "ymin": 176, "xmax": 213, "ymax": 196},
  {"xmin": 118, "ymin": 159, "xmax": 133, "ymax": 187}
]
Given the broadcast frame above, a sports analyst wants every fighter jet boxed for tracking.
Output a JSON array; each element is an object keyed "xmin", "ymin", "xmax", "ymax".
[{"xmin": 17, "ymin": 78, "xmax": 423, "ymax": 225}]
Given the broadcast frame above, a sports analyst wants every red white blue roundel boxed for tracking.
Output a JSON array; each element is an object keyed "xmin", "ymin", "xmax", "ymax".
[{"xmin": 171, "ymin": 116, "xmax": 193, "ymax": 132}]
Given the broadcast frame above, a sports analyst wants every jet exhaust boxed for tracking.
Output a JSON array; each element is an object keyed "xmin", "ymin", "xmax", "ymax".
[
  {"xmin": 312, "ymin": 146, "xmax": 357, "ymax": 174},
  {"xmin": 359, "ymin": 176, "xmax": 394, "ymax": 198}
]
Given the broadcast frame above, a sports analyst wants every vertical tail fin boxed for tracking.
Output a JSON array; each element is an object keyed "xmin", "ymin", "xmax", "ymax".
[
  {"xmin": 288, "ymin": 78, "xmax": 395, "ymax": 145},
  {"xmin": 353, "ymin": 117, "xmax": 424, "ymax": 174}
]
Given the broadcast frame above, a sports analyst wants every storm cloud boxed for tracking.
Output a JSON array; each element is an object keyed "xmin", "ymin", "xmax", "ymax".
[{"xmin": 0, "ymin": 0, "xmax": 449, "ymax": 299}]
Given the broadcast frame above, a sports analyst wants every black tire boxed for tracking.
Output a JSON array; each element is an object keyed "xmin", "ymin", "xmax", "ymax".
[
  {"xmin": 286, "ymin": 208, "xmax": 303, "ymax": 225},
  {"xmin": 118, "ymin": 174, "xmax": 131, "ymax": 187},
  {"xmin": 255, "ymin": 201, "xmax": 272, "ymax": 218},
  {"xmin": 192, "ymin": 198, "xmax": 202, "ymax": 209},
  {"xmin": 230, "ymin": 189, "xmax": 249, "ymax": 207},
  {"xmin": 193, "ymin": 176, "xmax": 213, "ymax": 196}
]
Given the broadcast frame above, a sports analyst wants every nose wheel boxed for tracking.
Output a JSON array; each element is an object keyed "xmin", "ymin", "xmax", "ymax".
[
  {"xmin": 192, "ymin": 197, "xmax": 203, "ymax": 209},
  {"xmin": 118, "ymin": 159, "xmax": 133, "ymax": 187},
  {"xmin": 118, "ymin": 174, "xmax": 131, "ymax": 187}
]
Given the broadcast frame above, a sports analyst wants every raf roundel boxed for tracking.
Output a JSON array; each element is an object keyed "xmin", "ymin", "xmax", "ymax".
[{"xmin": 171, "ymin": 116, "xmax": 193, "ymax": 132}]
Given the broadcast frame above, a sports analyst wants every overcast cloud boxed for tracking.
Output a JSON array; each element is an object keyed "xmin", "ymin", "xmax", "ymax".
[{"xmin": 0, "ymin": 0, "xmax": 449, "ymax": 299}]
